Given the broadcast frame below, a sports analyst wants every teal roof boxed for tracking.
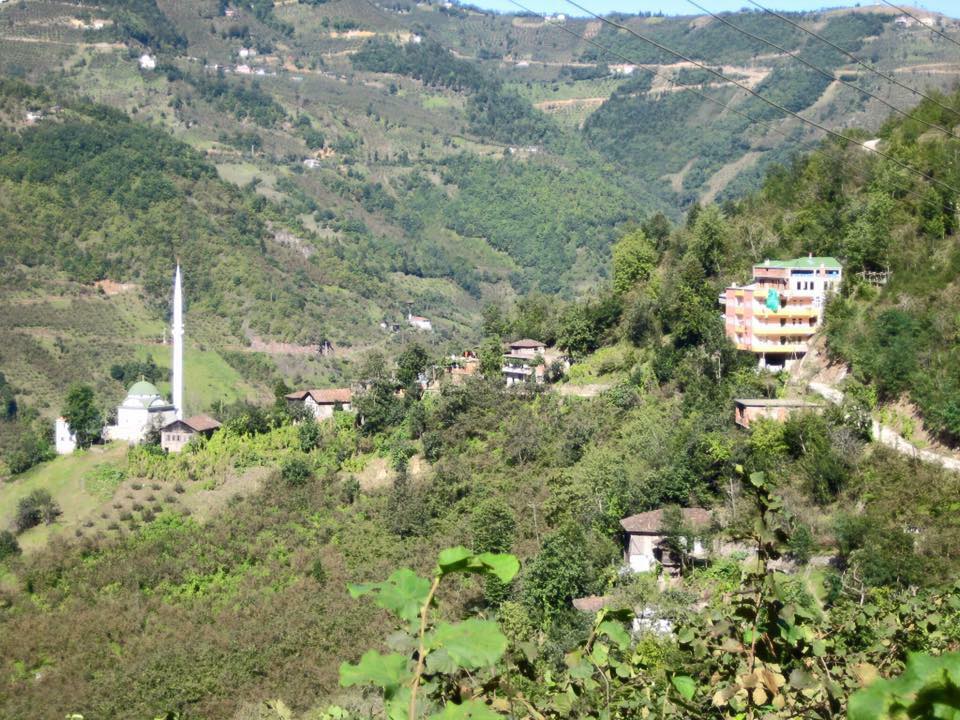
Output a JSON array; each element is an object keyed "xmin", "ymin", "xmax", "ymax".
[
  {"xmin": 127, "ymin": 380, "xmax": 160, "ymax": 397},
  {"xmin": 761, "ymin": 257, "xmax": 842, "ymax": 270}
]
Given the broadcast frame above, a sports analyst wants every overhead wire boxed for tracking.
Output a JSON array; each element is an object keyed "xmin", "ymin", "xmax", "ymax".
[
  {"xmin": 559, "ymin": 0, "xmax": 960, "ymax": 197},
  {"xmin": 876, "ymin": 0, "xmax": 960, "ymax": 52},
  {"xmin": 355, "ymin": 0, "xmax": 958, "ymax": 213},
  {"xmin": 684, "ymin": 0, "xmax": 960, "ymax": 141},
  {"xmin": 742, "ymin": 0, "xmax": 960, "ymax": 122},
  {"xmin": 504, "ymin": 0, "xmax": 820, "ymax": 148},
  {"xmin": 511, "ymin": 0, "xmax": 957, "ymax": 216}
]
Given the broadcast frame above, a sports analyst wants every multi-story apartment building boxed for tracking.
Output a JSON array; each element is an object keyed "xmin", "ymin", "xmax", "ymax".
[{"xmin": 721, "ymin": 256, "xmax": 842, "ymax": 368}]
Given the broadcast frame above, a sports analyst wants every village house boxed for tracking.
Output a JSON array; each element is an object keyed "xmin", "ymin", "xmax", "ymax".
[
  {"xmin": 720, "ymin": 256, "xmax": 842, "ymax": 369},
  {"xmin": 620, "ymin": 508, "xmax": 712, "ymax": 575},
  {"xmin": 500, "ymin": 339, "xmax": 569, "ymax": 386},
  {"xmin": 407, "ymin": 312, "xmax": 433, "ymax": 332},
  {"xmin": 138, "ymin": 54, "xmax": 156, "ymax": 70},
  {"xmin": 160, "ymin": 414, "xmax": 221, "ymax": 453},
  {"xmin": 733, "ymin": 398, "xmax": 822, "ymax": 429},
  {"xmin": 443, "ymin": 351, "xmax": 479, "ymax": 385},
  {"xmin": 285, "ymin": 388, "xmax": 353, "ymax": 420}
]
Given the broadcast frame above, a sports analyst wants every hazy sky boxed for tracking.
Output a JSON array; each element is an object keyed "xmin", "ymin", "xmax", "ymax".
[{"xmin": 471, "ymin": 1, "xmax": 960, "ymax": 19}]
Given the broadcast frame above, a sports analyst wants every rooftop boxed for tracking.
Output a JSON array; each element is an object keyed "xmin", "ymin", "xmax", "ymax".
[
  {"xmin": 759, "ymin": 256, "xmax": 842, "ymax": 270},
  {"xmin": 161, "ymin": 414, "xmax": 222, "ymax": 433},
  {"xmin": 620, "ymin": 507, "xmax": 712, "ymax": 534},
  {"xmin": 509, "ymin": 338, "xmax": 546, "ymax": 348},
  {"xmin": 286, "ymin": 388, "xmax": 353, "ymax": 404},
  {"xmin": 127, "ymin": 380, "xmax": 160, "ymax": 397}
]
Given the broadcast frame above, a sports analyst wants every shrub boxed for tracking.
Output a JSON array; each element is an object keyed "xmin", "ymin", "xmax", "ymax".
[
  {"xmin": 15, "ymin": 490, "xmax": 61, "ymax": 533},
  {"xmin": 0, "ymin": 531, "xmax": 20, "ymax": 561},
  {"xmin": 281, "ymin": 456, "xmax": 313, "ymax": 486},
  {"xmin": 132, "ymin": 502, "xmax": 144, "ymax": 512},
  {"xmin": 174, "ymin": 482, "xmax": 185, "ymax": 494},
  {"xmin": 131, "ymin": 482, "xmax": 143, "ymax": 490}
]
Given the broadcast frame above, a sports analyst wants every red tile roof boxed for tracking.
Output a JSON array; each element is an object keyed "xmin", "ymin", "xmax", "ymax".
[
  {"xmin": 509, "ymin": 338, "xmax": 545, "ymax": 348},
  {"xmin": 620, "ymin": 508, "xmax": 712, "ymax": 534},
  {"xmin": 286, "ymin": 388, "xmax": 353, "ymax": 404},
  {"xmin": 184, "ymin": 414, "xmax": 222, "ymax": 432}
]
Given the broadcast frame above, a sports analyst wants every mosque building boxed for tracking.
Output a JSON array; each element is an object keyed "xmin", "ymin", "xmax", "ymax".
[{"xmin": 55, "ymin": 265, "xmax": 185, "ymax": 454}]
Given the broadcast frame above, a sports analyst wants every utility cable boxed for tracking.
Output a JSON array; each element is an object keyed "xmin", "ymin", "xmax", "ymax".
[
  {"xmin": 505, "ymin": 0, "xmax": 808, "ymax": 146},
  {"xmin": 743, "ymin": 0, "xmax": 960, "ymax": 122},
  {"xmin": 560, "ymin": 0, "xmax": 960, "ymax": 197},
  {"xmin": 877, "ymin": 0, "xmax": 960, "ymax": 52},
  {"xmin": 685, "ymin": 0, "xmax": 960, "ymax": 141},
  {"xmin": 512, "ymin": 0, "xmax": 959, "ymax": 217}
]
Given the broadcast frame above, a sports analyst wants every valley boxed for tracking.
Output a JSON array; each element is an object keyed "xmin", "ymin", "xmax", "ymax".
[{"xmin": 1, "ymin": 1, "xmax": 960, "ymax": 718}]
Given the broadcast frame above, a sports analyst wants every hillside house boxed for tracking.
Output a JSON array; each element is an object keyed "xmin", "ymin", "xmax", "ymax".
[
  {"xmin": 54, "ymin": 417, "xmax": 77, "ymax": 455},
  {"xmin": 407, "ymin": 313, "xmax": 433, "ymax": 331},
  {"xmin": 501, "ymin": 339, "xmax": 569, "ymax": 386},
  {"xmin": 139, "ymin": 54, "xmax": 156, "ymax": 70},
  {"xmin": 160, "ymin": 414, "xmax": 221, "ymax": 453},
  {"xmin": 621, "ymin": 508, "xmax": 712, "ymax": 575},
  {"xmin": 444, "ymin": 351, "xmax": 479, "ymax": 384},
  {"xmin": 733, "ymin": 398, "xmax": 823, "ymax": 429},
  {"xmin": 285, "ymin": 388, "xmax": 353, "ymax": 420},
  {"xmin": 721, "ymin": 256, "xmax": 842, "ymax": 369}
]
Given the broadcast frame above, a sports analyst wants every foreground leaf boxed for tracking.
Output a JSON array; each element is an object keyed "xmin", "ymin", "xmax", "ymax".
[
  {"xmin": 348, "ymin": 568, "xmax": 432, "ymax": 624},
  {"xmin": 339, "ymin": 651, "xmax": 411, "ymax": 698},
  {"xmin": 428, "ymin": 619, "xmax": 508, "ymax": 669}
]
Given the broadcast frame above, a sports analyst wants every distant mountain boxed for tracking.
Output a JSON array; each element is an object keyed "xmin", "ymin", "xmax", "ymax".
[{"xmin": 0, "ymin": 0, "xmax": 958, "ymax": 411}]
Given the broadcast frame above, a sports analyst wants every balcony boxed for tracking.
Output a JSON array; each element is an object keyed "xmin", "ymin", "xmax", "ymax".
[
  {"xmin": 750, "ymin": 341, "xmax": 808, "ymax": 354},
  {"xmin": 752, "ymin": 324, "xmax": 817, "ymax": 336}
]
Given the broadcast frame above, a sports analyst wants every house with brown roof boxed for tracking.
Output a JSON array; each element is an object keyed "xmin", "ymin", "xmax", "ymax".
[
  {"xmin": 160, "ymin": 414, "xmax": 222, "ymax": 453},
  {"xmin": 285, "ymin": 388, "xmax": 353, "ymax": 420},
  {"xmin": 620, "ymin": 508, "xmax": 712, "ymax": 574}
]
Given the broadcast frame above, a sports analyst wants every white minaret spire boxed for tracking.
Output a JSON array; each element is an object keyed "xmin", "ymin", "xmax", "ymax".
[{"xmin": 172, "ymin": 263, "xmax": 184, "ymax": 419}]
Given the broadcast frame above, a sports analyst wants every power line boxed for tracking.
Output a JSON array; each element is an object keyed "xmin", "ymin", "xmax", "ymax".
[
  {"xmin": 560, "ymin": 0, "xmax": 960, "ymax": 197},
  {"xmin": 877, "ymin": 0, "xmax": 960, "ymax": 52},
  {"xmin": 511, "ymin": 0, "xmax": 958, "ymax": 219},
  {"xmin": 685, "ymin": 0, "xmax": 960, "ymax": 141},
  {"xmin": 743, "ymin": 0, "xmax": 960, "ymax": 122},
  {"xmin": 505, "ymin": 0, "xmax": 808, "ymax": 146}
]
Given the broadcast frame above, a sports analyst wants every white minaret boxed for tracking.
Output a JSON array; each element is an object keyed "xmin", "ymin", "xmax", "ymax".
[{"xmin": 172, "ymin": 264, "xmax": 184, "ymax": 419}]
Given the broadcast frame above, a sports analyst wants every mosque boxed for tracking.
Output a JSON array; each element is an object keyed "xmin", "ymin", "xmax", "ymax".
[{"xmin": 55, "ymin": 266, "xmax": 185, "ymax": 454}]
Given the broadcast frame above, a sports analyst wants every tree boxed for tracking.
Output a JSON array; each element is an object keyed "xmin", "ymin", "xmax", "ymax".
[
  {"xmin": 481, "ymin": 303, "xmax": 508, "ymax": 339},
  {"xmin": 396, "ymin": 343, "xmax": 429, "ymax": 388},
  {"xmin": 62, "ymin": 384, "xmax": 102, "ymax": 449},
  {"xmin": 689, "ymin": 205, "xmax": 729, "ymax": 277},
  {"xmin": 522, "ymin": 522, "xmax": 592, "ymax": 621},
  {"xmin": 15, "ymin": 489, "xmax": 61, "ymax": 533},
  {"xmin": 478, "ymin": 337, "xmax": 504, "ymax": 379},
  {"xmin": 612, "ymin": 228, "xmax": 657, "ymax": 295}
]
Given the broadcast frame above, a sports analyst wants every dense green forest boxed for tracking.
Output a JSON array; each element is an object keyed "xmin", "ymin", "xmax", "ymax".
[{"xmin": 3, "ymin": 88, "xmax": 960, "ymax": 717}]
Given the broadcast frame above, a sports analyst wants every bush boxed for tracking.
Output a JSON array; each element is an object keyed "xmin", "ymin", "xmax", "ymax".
[
  {"xmin": 0, "ymin": 531, "xmax": 20, "ymax": 561},
  {"xmin": 788, "ymin": 523, "xmax": 814, "ymax": 565},
  {"xmin": 15, "ymin": 490, "xmax": 61, "ymax": 533},
  {"xmin": 281, "ymin": 456, "xmax": 313, "ymax": 486}
]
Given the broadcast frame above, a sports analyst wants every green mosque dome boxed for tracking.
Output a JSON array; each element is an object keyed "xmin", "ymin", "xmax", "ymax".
[{"xmin": 127, "ymin": 380, "xmax": 160, "ymax": 397}]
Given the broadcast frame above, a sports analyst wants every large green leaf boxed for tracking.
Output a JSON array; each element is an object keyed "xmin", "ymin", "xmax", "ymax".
[
  {"xmin": 597, "ymin": 620, "xmax": 631, "ymax": 650},
  {"xmin": 671, "ymin": 675, "xmax": 697, "ymax": 701},
  {"xmin": 428, "ymin": 619, "xmax": 508, "ymax": 669},
  {"xmin": 427, "ymin": 699, "xmax": 503, "ymax": 719},
  {"xmin": 339, "ymin": 651, "xmax": 411, "ymax": 698},
  {"xmin": 436, "ymin": 547, "xmax": 520, "ymax": 583},
  {"xmin": 348, "ymin": 568, "xmax": 432, "ymax": 624}
]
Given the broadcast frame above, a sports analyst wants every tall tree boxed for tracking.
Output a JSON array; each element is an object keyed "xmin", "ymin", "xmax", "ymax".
[
  {"xmin": 612, "ymin": 228, "xmax": 657, "ymax": 295},
  {"xmin": 62, "ymin": 384, "xmax": 102, "ymax": 448}
]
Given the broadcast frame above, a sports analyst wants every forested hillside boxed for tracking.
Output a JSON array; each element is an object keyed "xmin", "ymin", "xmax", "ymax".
[
  {"xmin": 3, "ymin": 76, "xmax": 960, "ymax": 716},
  {"xmin": 0, "ymin": 0, "xmax": 958, "ymax": 419},
  {"xmin": 2, "ymin": 4, "xmax": 960, "ymax": 714}
]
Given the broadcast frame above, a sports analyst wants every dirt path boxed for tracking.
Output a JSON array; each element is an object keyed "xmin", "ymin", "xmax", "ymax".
[
  {"xmin": 534, "ymin": 97, "xmax": 606, "ymax": 111},
  {"xmin": 807, "ymin": 381, "xmax": 960, "ymax": 472}
]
